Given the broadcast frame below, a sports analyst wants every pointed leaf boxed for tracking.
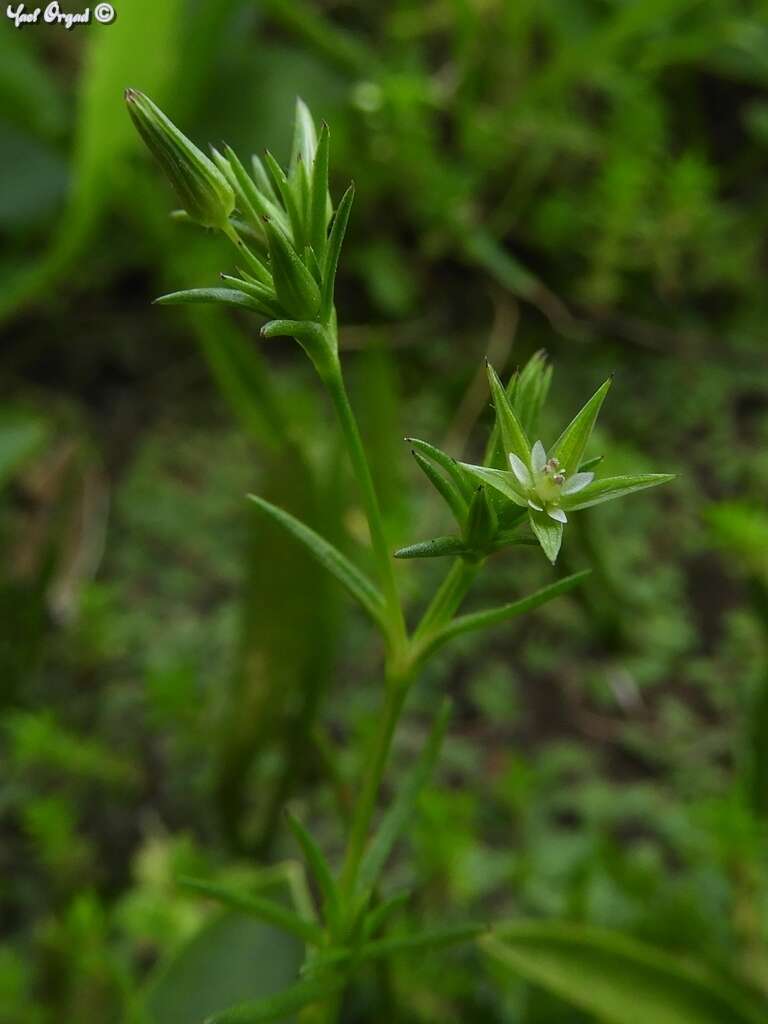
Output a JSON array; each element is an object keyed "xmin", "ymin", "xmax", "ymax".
[
  {"xmin": 206, "ymin": 975, "xmax": 344, "ymax": 1024},
  {"xmin": 290, "ymin": 97, "xmax": 318, "ymax": 171},
  {"xmin": 529, "ymin": 508, "xmax": 564, "ymax": 564},
  {"xmin": 248, "ymin": 494, "xmax": 385, "ymax": 626},
  {"xmin": 460, "ymin": 463, "xmax": 528, "ymax": 506},
  {"xmin": 311, "ymin": 922, "xmax": 486, "ymax": 972},
  {"xmin": 405, "ymin": 437, "xmax": 474, "ymax": 501},
  {"xmin": 309, "ymin": 122, "xmax": 331, "ymax": 259},
  {"xmin": 154, "ymin": 288, "xmax": 265, "ymax": 313},
  {"xmin": 394, "ymin": 536, "xmax": 472, "ymax": 560},
  {"xmin": 357, "ymin": 700, "xmax": 451, "ymax": 899},
  {"xmin": 486, "ymin": 361, "xmax": 531, "ymax": 465},
  {"xmin": 549, "ymin": 378, "xmax": 611, "ymax": 475},
  {"xmin": 562, "ymin": 473, "xmax": 675, "ymax": 511},
  {"xmin": 579, "ymin": 454, "xmax": 604, "ymax": 473},
  {"xmin": 412, "ymin": 449, "xmax": 468, "ymax": 524},
  {"xmin": 178, "ymin": 877, "xmax": 323, "ymax": 945},
  {"xmin": 416, "ymin": 571, "xmax": 589, "ymax": 659},
  {"xmin": 510, "ymin": 350, "xmax": 552, "ymax": 438},
  {"xmin": 321, "ymin": 183, "xmax": 354, "ymax": 321},
  {"xmin": 363, "ymin": 891, "xmax": 411, "ymax": 940},
  {"xmin": 264, "ymin": 219, "xmax": 321, "ymax": 319},
  {"xmin": 482, "ymin": 921, "xmax": 767, "ymax": 1024},
  {"xmin": 285, "ymin": 810, "xmax": 340, "ymax": 929}
]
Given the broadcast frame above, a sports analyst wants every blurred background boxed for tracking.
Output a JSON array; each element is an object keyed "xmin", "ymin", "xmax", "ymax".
[{"xmin": 2, "ymin": 1, "xmax": 768, "ymax": 1020}]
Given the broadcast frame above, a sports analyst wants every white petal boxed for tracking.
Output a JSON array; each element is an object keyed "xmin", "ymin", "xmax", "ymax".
[
  {"xmin": 562, "ymin": 471, "xmax": 594, "ymax": 495},
  {"xmin": 532, "ymin": 440, "xmax": 547, "ymax": 473},
  {"xmin": 509, "ymin": 453, "xmax": 532, "ymax": 488},
  {"xmin": 547, "ymin": 506, "xmax": 568, "ymax": 523},
  {"xmin": 528, "ymin": 498, "xmax": 544, "ymax": 512}
]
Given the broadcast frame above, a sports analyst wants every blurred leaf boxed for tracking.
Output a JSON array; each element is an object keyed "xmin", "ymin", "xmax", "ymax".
[
  {"xmin": 143, "ymin": 911, "xmax": 302, "ymax": 1024},
  {"xmin": 483, "ymin": 922, "xmax": 767, "ymax": 1024},
  {"xmin": 0, "ymin": 410, "xmax": 48, "ymax": 491}
]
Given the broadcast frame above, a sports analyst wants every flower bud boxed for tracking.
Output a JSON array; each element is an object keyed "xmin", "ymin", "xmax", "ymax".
[{"xmin": 125, "ymin": 89, "xmax": 235, "ymax": 231}]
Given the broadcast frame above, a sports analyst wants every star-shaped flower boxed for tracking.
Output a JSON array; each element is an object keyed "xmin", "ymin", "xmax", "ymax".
[{"xmin": 460, "ymin": 363, "xmax": 674, "ymax": 563}]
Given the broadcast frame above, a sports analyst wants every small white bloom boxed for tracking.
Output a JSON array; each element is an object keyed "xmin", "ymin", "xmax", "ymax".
[
  {"xmin": 509, "ymin": 453, "xmax": 532, "ymax": 488},
  {"xmin": 562, "ymin": 471, "xmax": 594, "ymax": 495}
]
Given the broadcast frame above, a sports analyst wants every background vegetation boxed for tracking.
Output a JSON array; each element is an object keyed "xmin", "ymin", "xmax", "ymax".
[{"xmin": 2, "ymin": 1, "xmax": 768, "ymax": 1020}]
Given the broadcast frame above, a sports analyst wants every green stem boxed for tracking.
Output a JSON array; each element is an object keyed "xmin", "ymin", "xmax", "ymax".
[
  {"xmin": 323, "ymin": 357, "xmax": 407, "ymax": 653},
  {"xmin": 339, "ymin": 673, "xmax": 410, "ymax": 901},
  {"xmin": 413, "ymin": 557, "xmax": 481, "ymax": 646}
]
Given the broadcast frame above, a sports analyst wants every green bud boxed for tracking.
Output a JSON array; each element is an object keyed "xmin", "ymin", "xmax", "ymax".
[
  {"xmin": 125, "ymin": 88, "xmax": 235, "ymax": 231},
  {"xmin": 264, "ymin": 219, "xmax": 322, "ymax": 320}
]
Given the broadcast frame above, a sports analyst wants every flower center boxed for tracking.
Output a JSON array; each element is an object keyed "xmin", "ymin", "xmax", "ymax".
[{"xmin": 534, "ymin": 457, "xmax": 565, "ymax": 503}]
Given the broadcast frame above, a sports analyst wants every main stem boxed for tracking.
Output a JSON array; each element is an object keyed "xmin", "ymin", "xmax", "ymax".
[{"xmin": 323, "ymin": 355, "xmax": 407, "ymax": 653}]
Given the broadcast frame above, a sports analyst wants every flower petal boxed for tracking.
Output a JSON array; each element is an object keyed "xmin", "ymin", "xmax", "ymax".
[
  {"xmin": 532, "ymin": 440, "xmax": 547, "ymax": 473},
  {"xmin": 547, "ymin": 506, "xmax": 568, "ymax": 523},
  {"xmin": 509, "ymin": 453, "xmax": 533, "ymax": 488},
  {"xmin": 562, "ymin": 471, "xmax": 594, "ymax": 495}
]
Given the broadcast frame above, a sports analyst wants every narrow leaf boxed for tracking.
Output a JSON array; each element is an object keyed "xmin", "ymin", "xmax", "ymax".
[
  {"xmin": 460, "ymin": 463, "xmax": 528, "ymax": 507},
  {"xmin": 363, "ymin": 891, "xmax": 411, "ymax": 940},
  {"xmin": 248, "ymin": 494, "xmax": 385, "ymax": 626},
  {"xmin": 321, "ymin": 183, "xmax": 354, "ymax": 321},
  {"xmin": 309, "ymin": 122, "xmax": 331, "ymax": 258},
  {"xmin": 357, "ymin": 701, "xmax": 452, "ymax": 898},
  {"xmin": 405, "ymin": 438, "xmax": 474, "ymax": 502},
  {"xmin": 179, "ymin": 877, "xmax": 322, "ymax": 945},
  {"xmin": 154, "ymin": 288, "xmax": 264, "ymax": 313},
  {"xmin": 311, "ymin": 922, "xmax": 486, "ymax": 972},
  {"xmin": 529, "ymin": 508, "xmax": 564, "ymax": 564},
  {"xmin": 486, "ymin": 361, "xmax": 531, "ymax": 466},
  {"xmin": 285, "ymin": 811, "xmax": 340, "ymax": 928},
  {"xmin": 562, "ymin": 473, "xmax": 675, "ymax": 511},
  {"xmin": 417, "ymin": 571, "xmax": 589, "ymax": 658},
  {"xmin": 290, "ymin": 97, "xmax": 318, "ymax": 171},
  {"xmin": 482, "ymin": 921, "xmax": 767, "ymax": 1024},
  {"xmin": 549, "ymin": 378, "xmax": 611, "ymax": 475},
  {"xmin": 206, "ymin": 976, "xmax": 343, "ymax": 1024},
  {"xmin": 412, "ymin": 449, "xmax": 468, "ymax": 524},
  {"xmin": 394, "ymin": 536, "xmax": 471, "ymax": 560}
]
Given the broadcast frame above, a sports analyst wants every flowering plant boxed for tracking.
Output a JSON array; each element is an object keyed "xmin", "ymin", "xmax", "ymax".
[{"xmin": 126, "ymin": 90, "xmax": 674, "ymax": 1023}]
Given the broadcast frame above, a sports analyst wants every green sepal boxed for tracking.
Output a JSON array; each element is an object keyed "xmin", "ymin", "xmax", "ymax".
[
  {"xmin": 219, "ymin": 144, "xmax": 289, "ymax": 238},
  {"xmin": 394, "ymin": 536, "xmax": 471, "ymax": 560},
  {"xmin": 178, "ymin": 876, "xmax": 323, "ymax": 945},
  {"xmin": 321, "ymin": 183, "xmax": 354, "ymax": 322},
  {"xmin": 248, "ymin": 493, "xmax": 385, "ymax": 626},
  {"xmin": 486, "ymin": 360, "xmax": 531, "ymax": 467},
  {"xmin": 528, "ymin": 508, "xmax": 564, "ymax": 564},
  {"xmin": 264, "ymin": 219, "xmax": 321, "ymax": 320},
  {"xmin": 154, "ymin": 288, "xmax": 265, "ymax": 313},
  {"xmin": 549, "ymin": 377, "xmax": 611, "ymax": 475},
  {"xmin": 562, "ymin": 473, "xmax": 675, "ymax": 511},
  {"xmin": 578, "ymin": 455, "xmax": 604, "ymax": 473}
]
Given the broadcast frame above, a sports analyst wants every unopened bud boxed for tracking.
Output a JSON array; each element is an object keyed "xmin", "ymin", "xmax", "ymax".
[{"xmin": 125, "ymin": 89, "xmax": 235, "ymax": 231}]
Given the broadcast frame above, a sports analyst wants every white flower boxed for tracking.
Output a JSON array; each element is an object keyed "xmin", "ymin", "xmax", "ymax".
[{"xmin": 509, "ymin": 440, "xmax": 594, "ymax": 523}]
